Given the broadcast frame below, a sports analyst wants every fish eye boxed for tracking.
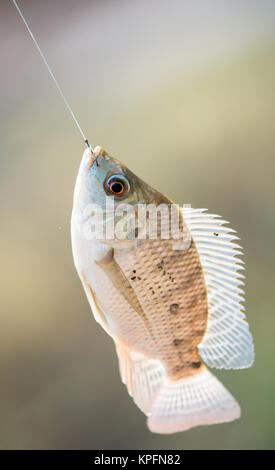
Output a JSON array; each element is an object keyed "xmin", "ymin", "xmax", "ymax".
[{"xmin": 104, "ymin": 174, "xmax": 130, "ymax": 197}]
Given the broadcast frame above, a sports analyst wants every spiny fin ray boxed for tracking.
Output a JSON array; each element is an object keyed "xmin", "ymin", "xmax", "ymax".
[{"xmin": 182, "ymin": 207, "xmax": 254, "ymax": 370}]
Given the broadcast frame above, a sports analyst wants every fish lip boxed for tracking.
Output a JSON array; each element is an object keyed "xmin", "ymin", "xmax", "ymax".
[
  {"xmin": 93, "ymin": 146, "xmax": 103, "ymax": 158},
  {"xmin": 85, "ymin": 145, "xmax": 104, "ymax": 170}
]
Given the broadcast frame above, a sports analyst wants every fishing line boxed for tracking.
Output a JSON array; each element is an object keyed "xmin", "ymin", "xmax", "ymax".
[{"xmin": 12, "ymin": 0, "xmax": 91, "ymax": 150}]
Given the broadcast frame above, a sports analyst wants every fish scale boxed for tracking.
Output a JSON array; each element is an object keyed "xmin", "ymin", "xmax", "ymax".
[{"xmin": 112, "ymin": 232, "xmax": 208, "ymax": 379}]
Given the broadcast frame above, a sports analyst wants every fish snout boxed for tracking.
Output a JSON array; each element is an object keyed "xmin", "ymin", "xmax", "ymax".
[
  {"xmin": 83, "ymin": 145, "xmax": 106, "ymax": 171},
  {"xmin": 93, "ymin": 146, "xmax": 104, "ymax": 158}
]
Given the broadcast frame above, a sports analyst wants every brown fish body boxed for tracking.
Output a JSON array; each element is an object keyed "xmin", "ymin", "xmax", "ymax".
[{"xmin": 110, "ymin": 233, "xmax": 208, "ymax": 379}]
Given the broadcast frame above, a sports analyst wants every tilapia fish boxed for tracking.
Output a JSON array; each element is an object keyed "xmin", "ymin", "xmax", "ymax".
[{"xmin": 71, "ymin": 146, "xmax": 254, "ymax": 434}]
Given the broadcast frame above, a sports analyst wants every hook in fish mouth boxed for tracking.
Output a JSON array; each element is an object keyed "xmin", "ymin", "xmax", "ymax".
[{"xmin": 87, "ymin": 145, "xmax": 104, "ymax": 169}]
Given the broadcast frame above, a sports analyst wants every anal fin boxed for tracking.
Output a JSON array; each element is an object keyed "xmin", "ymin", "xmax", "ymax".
[{"xmin": 115, "ymin": 341, "xmax": 166, "ymax": 414}]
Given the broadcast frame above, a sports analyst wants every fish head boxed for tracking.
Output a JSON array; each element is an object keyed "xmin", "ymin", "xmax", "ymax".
[
  {"xmin": 73, "ymin": 146, "xmax": 172, "ymax": 243},
  {"xmin": 75, "ymin": 145, "xmax": 169, "ymax": 206}
]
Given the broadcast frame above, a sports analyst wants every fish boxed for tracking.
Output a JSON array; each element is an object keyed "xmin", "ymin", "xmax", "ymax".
[{"xmin": 71, "ymin": 145, "xmax": 254, "ymax": 434}]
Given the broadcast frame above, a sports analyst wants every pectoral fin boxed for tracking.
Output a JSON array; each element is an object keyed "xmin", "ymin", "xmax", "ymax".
[
  {"xmin": 95, "ymin": 247, "xmax": 153, "ymax": 337},
  {"xmin": 81, "ymin": 273, "xmax": 112, "ymax": 336}
]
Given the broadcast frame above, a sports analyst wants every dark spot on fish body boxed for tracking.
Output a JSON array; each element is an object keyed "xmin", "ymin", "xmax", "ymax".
[
  {"xmin": 132, "ymin": 270, "xmax": 136, "ymax": 273},
  {"xmin": 170, "ymin": 303, "xmax": 179, "ymax": 314},
  {"xmin": 195, "ymin": 264, "xmax": 202, "ymax": 272},
  {"xmin": 173, "ymin": 338, "xmax": 184, "ymax": 347},
  {"xmin": 131, "ymin": 276, "xmax": 136, "ymax": 280},
  {"xmin": 157, "ymin": 260, "xmax": 164, "ymax": 270},
  {"xmin": 213, "ymin": 232, "xmax": 219, "ymax": 236},
  {"xmin": 191, "ymin": 361, "xmax": 201, "ymax": 369}
]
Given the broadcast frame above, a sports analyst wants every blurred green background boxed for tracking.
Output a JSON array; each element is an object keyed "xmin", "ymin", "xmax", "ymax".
[{"xmin": 0, "ymin": 0, "xmax": 274, "ymax": 449}]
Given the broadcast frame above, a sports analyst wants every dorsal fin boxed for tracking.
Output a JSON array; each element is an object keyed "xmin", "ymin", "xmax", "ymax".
[{"xmin": 182, "ymin": 207, "xmax": 254, "ymax": 369}]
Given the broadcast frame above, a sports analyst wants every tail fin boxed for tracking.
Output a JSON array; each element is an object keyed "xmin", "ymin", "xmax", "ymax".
[{"xmin": 147, "ymin": 366, "xmax": 240, "ymax": 434}]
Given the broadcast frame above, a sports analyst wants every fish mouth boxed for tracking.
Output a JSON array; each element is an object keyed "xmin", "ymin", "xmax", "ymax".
[
  {"xmin": 93, "ymin": 146, "xmax": 104, "ymax": 159},
  {"xmin": 86, "ymin": 145, "xmax": 105, "ymax": 170},
  {"xmin": 84, "ymin": 145, "xmax": 121, "ymax": 176}
]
